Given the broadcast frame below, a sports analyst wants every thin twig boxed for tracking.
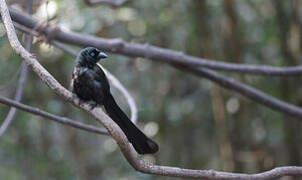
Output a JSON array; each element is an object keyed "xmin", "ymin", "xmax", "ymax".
[
  {"xmin": 1, "ymin": 1, "xmax": 302, "ymax": 179},
  {"xmin": 0, "ymin": 64, "xmax": 21, "ymax": 90},
  {"xmin": 0, "ymin": 0, "xmax": 33, "ymax": 136},
  {"xmin": 0, "ymin": 62, "xmax": 28, "ymax": 136},
  {"xmin": 84, "ymin": 0, "xmax": 131, "ymax": 8},
  {"xmin": 0, "ymin": 95, "xmax": 108, "ymax": 135},
  {"xmin": 7, "ymin": 7, "xmax": 302, "ymax": 76},
  {"xmin": 13, "ymin": 21, "xmax": 39, "ymax": 36},
  {"xmin": 50, "ymin": 41, "xmax": 77, "ymax": 56}
]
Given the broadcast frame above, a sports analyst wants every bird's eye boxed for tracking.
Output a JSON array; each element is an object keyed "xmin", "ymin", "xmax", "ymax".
[{"xmin": 90, "ymin": 52, "xmax": 96, "ymax": 57}]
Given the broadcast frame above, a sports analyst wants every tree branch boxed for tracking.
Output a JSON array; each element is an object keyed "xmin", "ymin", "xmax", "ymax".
[
  {"xmin": 84, "ymin": 0, "xmax": 131, "ymax": 8},
  {"xmin": 9, "ymin": 9, "xmax": 302, "ymax": 119},
  {"xmin": 7, "ymin": 7, "xmax": 302, "ymax": 76},
  {"xmin": 1, "ymin": 1, "xmax": 302, "ymax": 179},
  {"xmin": 0, "ymin": 0, "xmax": 33, "ymax": 136},
  {"xmin": 174, "ymin": 64, "xmax": 302, "ymax": 119},
  {"xmin": 0, "ymin": 62, "xmax": 28, "ymax": 136},
  {"xmin": 0, "ymin": 95, "xmax": 108, "ymax": 135}
]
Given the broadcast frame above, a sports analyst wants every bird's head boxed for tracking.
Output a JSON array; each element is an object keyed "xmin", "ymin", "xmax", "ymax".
[{"xmin": 77, "ymin": 47, "xmax": 108, "ymax": 67}]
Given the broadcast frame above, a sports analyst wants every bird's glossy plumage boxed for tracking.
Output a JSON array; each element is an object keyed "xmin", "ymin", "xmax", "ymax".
[{"xmin": 71, "ymin": 47, "xmax": 159, "ymax": 154}]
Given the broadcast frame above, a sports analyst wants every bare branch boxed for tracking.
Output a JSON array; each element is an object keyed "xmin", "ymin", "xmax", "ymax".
[
  {"xmin": 8, "ymin": 8, "xmax": 302, "ymax": 119},
  {"xmin": 50, "ymin": 41, "xmax": 77, "ymax": 56},
  {"xmin": 1, "ymin": 1, "xmax": 302, "ymax": 179},
  {"xmin": 7, "ymin": 7, "xmax": 302, "ymax": 76},
  {"xmin": 0, "ymin": 62, "xmax": 28, "ymax": 136},
  {"xmin": 12, "ymin": 21, "xmax": 39, "ymax": 36},
  {"xmin": 84, "ymin": 0, "xmax": 131, "ymax": 8},
  {"xmin": 0, "ymin": 95, "xmax": 108, "ymax": 135},
  {"xmin": 174, "ymin": 64, "xmax": 302, "ymax": 119},
  {"xmin": 0, "ymin": 0, "xmax": 33, "ymax": 136}
]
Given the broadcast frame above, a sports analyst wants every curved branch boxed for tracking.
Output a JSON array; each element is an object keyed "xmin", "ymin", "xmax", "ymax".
[
  {"xmin": 1, "ymin": 1, "xmax": 302, "ymax": 179},
  {"xmin": 0, "ymin": 95, "xmax": 108, "ymax": 135},
  {"xmin": 0, "ymin": 0, "xmax": 32, "ymax": 136},
  {"xmin": 7, "ymin": 7, "xmax": 302, "ymax": 76}
]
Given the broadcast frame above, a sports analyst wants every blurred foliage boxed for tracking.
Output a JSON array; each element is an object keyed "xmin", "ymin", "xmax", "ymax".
[{"xmin": 1, "ymin": 0, "xmax": 302, "ymax": 179}]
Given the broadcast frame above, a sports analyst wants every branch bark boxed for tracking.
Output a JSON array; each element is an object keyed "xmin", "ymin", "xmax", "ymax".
[
  {"xmin": 0, "ymin": 0, "xmax": 33, "ymax": 136},
  {"xmin": 7, "ymin": 7, "xmax": 302, "ymax": 76},
  {"xmin": 0, "ymin": 95, "xmax": 108, "ymax": 135}
]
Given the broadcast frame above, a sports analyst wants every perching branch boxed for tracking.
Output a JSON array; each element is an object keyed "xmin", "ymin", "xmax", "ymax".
[
  {"xmin": 7, "ymin": 7, "xmax": 302, "ymax": 76},
  {"xmin": 8, "ymin": 8, "xmax": 302, "ymax": 120},
  {"xmin": 1, "ymin": 0, "xmax": 302, "ymax": 179},
  {"xmin": 0, "ymin": 0, "xmax": 33, "ymax": 136},
  {"xmin": 84, "ymin": 0, "xmax": 131, "ymax": 8},
  {"xmin": 0, "ymin": 95, "xmax": 108, "ymax": 135}
]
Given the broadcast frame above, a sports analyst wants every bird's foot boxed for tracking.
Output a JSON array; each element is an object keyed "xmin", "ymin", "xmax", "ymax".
[
  {"xmin": 89, "ymin": 103, "xmax": 98, "ymax": 110},
  {"xmin": 78, "ymin": 98, "xmax": 85, "ymax": 106},
  {"xmin": 72, "ymin": 94, "xmax": 83, "ymax": 106}
]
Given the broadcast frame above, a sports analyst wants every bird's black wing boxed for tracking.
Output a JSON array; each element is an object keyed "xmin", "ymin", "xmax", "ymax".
[{"xmin": 72, "ymin": 67, "xmax": 105, "ymax": 103}]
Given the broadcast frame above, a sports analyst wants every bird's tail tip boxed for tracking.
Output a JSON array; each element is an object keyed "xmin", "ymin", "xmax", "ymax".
[
  {"xmin": 146, "ymin": 139, "xmax": 159, "ymax": 154},
  {"xmin": 133, "ymin": 138, "xmax": 159, "ymax": 155}
]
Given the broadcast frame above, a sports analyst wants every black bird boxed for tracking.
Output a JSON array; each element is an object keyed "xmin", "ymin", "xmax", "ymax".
[{"xmin": 71, "ymin": 47, "xmax": 159, "ymax": 154}]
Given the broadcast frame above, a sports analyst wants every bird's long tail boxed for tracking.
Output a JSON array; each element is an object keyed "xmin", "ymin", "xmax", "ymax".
[{"xmin": 103, "ymin": 94, "xmax": 159, "ymax": 154}]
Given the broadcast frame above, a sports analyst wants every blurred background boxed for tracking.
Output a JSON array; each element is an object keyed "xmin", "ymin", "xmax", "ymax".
[{"xmin": 1, "ymin": 0, "xmax": 302, "ymax": 179}]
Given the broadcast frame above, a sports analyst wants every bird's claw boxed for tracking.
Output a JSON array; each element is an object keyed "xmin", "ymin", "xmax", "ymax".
[
  {"xmin": 89, "ymin": 103, "xmax": 98, "ymax": 110},
  {"xmin": 78, "ymin": 98, "xmax": 85, "ymax": 106}
]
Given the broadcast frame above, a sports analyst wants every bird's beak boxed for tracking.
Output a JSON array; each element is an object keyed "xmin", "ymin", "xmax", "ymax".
[{"xmin": 98, "ymin": 52, "xmax": 108, "ymax": 59}]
